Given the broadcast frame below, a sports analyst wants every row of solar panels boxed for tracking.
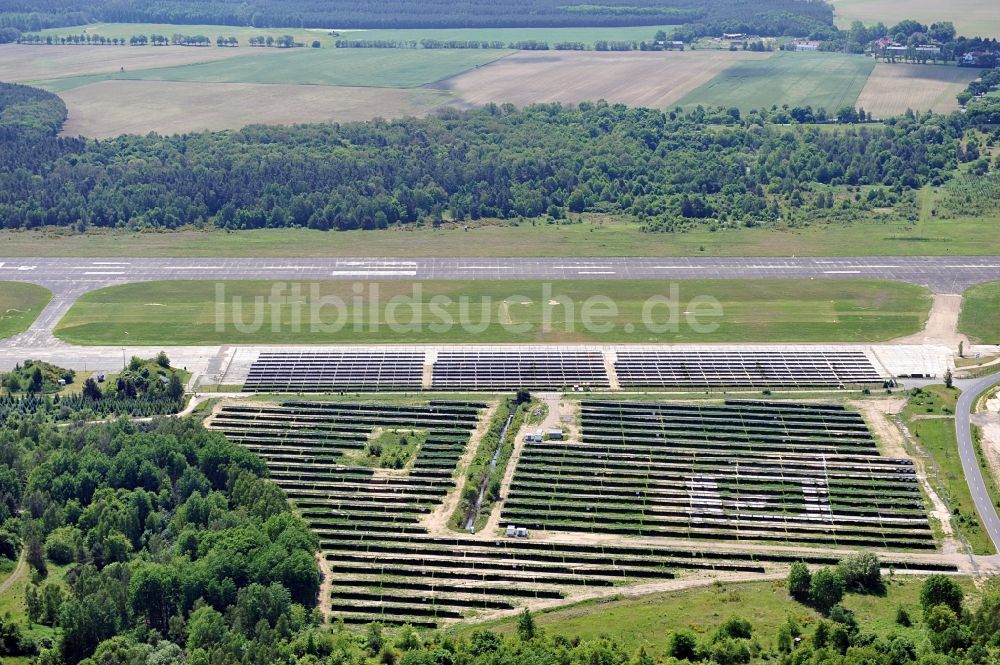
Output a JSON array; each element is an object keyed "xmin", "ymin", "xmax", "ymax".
[{"xmin": 242, "ymin": 350, "xmax": 885, "ymax": 392}]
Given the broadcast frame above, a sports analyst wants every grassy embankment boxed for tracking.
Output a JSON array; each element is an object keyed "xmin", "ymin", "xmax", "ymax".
[
  {"xmin": 0, "ymin": 283, "xmax": 51, "ymax": 340},
  {"xmin": 902, "ymin": 385, "xmax": 996, "ymax": 555},
  {"xmin": 448, "ymin": 575, "xmax": 980, "ymax": 656},
  {"xmin": 959, "ymin": 282, "xmax": 1000, "ymax": 345}
]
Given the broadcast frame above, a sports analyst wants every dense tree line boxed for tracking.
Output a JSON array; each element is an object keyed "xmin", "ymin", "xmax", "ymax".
[
  {"xmin": 0, "ymin": 85, "xmax": 964, "ymax": 232},
  {"xmin": 0, "ymin": 417, "xmax": 320, "ymax": 663},
  {"xmin": 0, "ymin": 0, "xmax": 832, "ymax": 32}
]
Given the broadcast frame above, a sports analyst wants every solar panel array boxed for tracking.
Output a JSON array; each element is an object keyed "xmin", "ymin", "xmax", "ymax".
[
  {"xmin": 432, "ymin": 351, "xmax": 609, "ymax": 390},
  {"xmin": 243, "ymin": 351, "xmax": 423, "ymax": 392},
  {"xmin": 615, "ymin": 350, "xmax": 883, "ymax": 388},
  {"xmin": 241, "ymin": 348, "xmax": 886, "ymax": 392}
]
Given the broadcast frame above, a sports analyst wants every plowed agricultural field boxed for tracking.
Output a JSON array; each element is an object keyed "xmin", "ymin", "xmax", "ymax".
[
  {"xmin": 856, "ymin": 63, "xmax": 978, "ymax": 117},
  {"xmin": 438, "ymin": 50, "xmax": 769, "ymax": 109},
  {"xmin": 59, "ymin": 80, "xmax": 451, "ymax": 137},
  {"xmin": 0, "ymin": 43, "xmax": 276, "ymax": 82}
]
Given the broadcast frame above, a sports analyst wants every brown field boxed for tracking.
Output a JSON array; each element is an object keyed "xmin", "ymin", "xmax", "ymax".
[
  {"xmin": 856, "ymin": 63, "xmax": 979, "ymax": 117},
  {"xmin": 832, "ymin": 0, "xmax": 1000, "ymax": 39},
  {"xmin": 438, "ymin": 50, "xmax": 771, "ymax": 109},
  {"xmin": 60, "ymin": 80, "xmax": 452, "ymax": 137},
  {"xmin": 0, "ymin": 43, "xmax": 277, "ymax": 82}
]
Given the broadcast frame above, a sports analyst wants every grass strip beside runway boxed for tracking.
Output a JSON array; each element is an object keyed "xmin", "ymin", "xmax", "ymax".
[
  {"xmin": 53, "ymin": 279, "xmax": 931, "ymax": 345},
  {"xmin": 0, "ymin": 283, "xmax": 52, "ymax": 340}
]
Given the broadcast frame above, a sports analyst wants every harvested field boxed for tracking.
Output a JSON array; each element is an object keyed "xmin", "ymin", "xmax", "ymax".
[
  {"xmin": 857, "ymin": 64, "xmax": 979, "ymax": 117},
  {"xmin": 0, "ymin": 43, "xmax": 275, "ymax": 83},
  {"xmin": 832, "ymin": 0, "xmax": 1000, "ymax": 40},
  {"xmin": 438, "ymin": 50, "xmax": 769, "ymax": 109},
  {"xmin": 59, "ymin": 80, "xmax": 451, "ymax": 138}
]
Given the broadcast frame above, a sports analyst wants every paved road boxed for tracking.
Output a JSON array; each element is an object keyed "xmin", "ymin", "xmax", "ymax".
[
  {"xmin": 956, "ymin": 373, "xmax": 1000, "ymax": 553},
  {"xmin": 1, "ymin": 256, "xmax": 999, "ymax": 294}
]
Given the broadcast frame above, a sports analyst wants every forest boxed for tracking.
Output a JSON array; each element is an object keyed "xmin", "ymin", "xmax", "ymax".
[
  {"xmin": 0, "ymin": 416, "xmax": 321, "ymax": 663},
  {"xmin": 0, "ymin": 82, "xmax": 977, "ymax": 233},
  {"xmin": 0, "ymin": 0, "xmax": 834, "ymax": 32}
]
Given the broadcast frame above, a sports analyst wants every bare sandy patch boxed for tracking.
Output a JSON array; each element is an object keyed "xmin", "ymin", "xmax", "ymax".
[
  {"xmin": 59, "ymin": 79, "xmax": 452, "ymax": 137},
  {"xmin": 857, "ymin": 63, "xmax": 979, "ymax": 117},
  {"xmin": 893, "ymin": 293, "xmax": 968, "ymax": 348},
  {"xmin": 439, "ymin": 49, "xmax": 770, "ymax": 109},
  {"xmin": 0, "ymin": 44, "xmax": 278, "ymax": 82}
]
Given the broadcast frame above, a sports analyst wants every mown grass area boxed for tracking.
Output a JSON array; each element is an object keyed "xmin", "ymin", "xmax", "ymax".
[
  {"xmin": 678, "ymin": 51, "xmax": 874, "ymax": 112},
  {"xmin": 0, "ymin": 282, "xmax": 51, "ymax": 340},
  {"xmin": 35, "ymin": 46, "xmax": 510, "ymax": 90},
  {"xmin": 448, "ymin": 576, "xmax": 978, "ymax": 656},
  {"xmin": 902, "ymin": 385, "xmax": 996, "ymax": 555},
  {"xmin": 0, "ymin": 560, "xmax": 72, "ymax": 652},
  {"xmin": 6, "ymin": 210, "xmax": 1000, "ymax": 258},
  {"xmin": 53, "ymin": 279, "xmax": 930, "ymax": 346},
  {"xmin": 958, "ymin": 282, "xmax": 1000, "ymax": 344}
]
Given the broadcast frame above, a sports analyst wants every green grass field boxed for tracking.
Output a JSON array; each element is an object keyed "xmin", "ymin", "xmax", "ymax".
[
  {"xmin": 53, "ymin": 279, "xmax": 930, "ymax": 345},
  {"xmin": 448, "ymin": 576, "xmax": 978, "ymax": 656},
  {"xmin": 6, "ymin": 206, "xmax": 1000, "ymax": 258},
  {"xmin": 958, "ymin": 282, "xmax": 1000, "ymax": 344},
  {"xmin": 903, "ymin": 385, "xmax": 996, "ymax": 555},
  {"xmin": 679, "ymin": 51, "xmax": 874, "ymax": 112},
  {"xmin": 0, "ymin": 282, "xmax": 51, "ymax": 340},
  {"xmin": 33, "ymin": 46, "xmax": 510, "ymax": 91}
]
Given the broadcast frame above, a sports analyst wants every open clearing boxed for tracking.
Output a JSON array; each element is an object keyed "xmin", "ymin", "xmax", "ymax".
[
  {"xmin": 449, "ymin": 576, "xmax": 978, "ymax": 655},
  {"xmin": 54, "ymin": 279, "xmax": 930, "ymax": 346},
  {"xmin": 439, "ymin": 50, "xmax": 768, "ymax": 109},
  {"xmin": 0, "ymin": 282, "xmax": 52, "ymax": 340},
  {"xmin": 832, "ymin": 0, "xmax": 1000, "ymax": 39},
  {"xmin": 0, "ymin": 43, "xmax": 275, "ymax": 82},
  {"xmin": 857, "ymin": 63, "xmax": 979, "ymax": 117},
  {"xmin": 958, "ymin": 281, "xmax": 1000, "ymax": 344},
  {"xmin": 4, "ymin": 211, "xmax": 1000, "ymax": 257},
  {"xmin": 36, "ymin": 47, "xmax": 511, "ymax": 90},
  {"xmin": 59, "ymin": 80, "xmax": 451, "ymax": 137},
  {"xmin": 678, "ymin": 51, "xmax": 874, "ymax": 112}
]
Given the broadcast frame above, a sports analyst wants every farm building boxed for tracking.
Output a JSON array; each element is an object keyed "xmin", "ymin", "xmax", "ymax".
[{"xmin": 794, "ymin": 40, "xmax": 820, "ymax": 51}]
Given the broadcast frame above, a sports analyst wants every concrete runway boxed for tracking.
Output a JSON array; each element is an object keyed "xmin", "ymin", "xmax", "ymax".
[{"xmin": 1, "ymin": 255, "xmax": 998, "ymax": 350}]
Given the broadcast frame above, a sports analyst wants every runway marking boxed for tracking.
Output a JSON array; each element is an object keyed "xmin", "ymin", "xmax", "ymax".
[
  {"xmin": 822, "ymin": 270, "xmax": 861, "ymax": 274},
  {"xmin": 553, "ymin": 265, "xmax": 613, "ymax": 270},
  {"xmin": 329, "ymin": 270, "xmax": 418, "ymax": 277},
  {"xmin": 167, "ymin": 266, "xmax": 226, "ymax": 270},
  {"xmin": 92, "ymin": 262, "xmax": 131, "ymax": 265},
  {"xmin": 83, "ymin": 271, "xmax": 125, "ymax": 275},
  {"xmin": 459, "ymin": 266, "xmax": 517, "ymax": 270},
  {"xmin": 578, "ymin": 271, "xmax": 616, "ymax": 275}
]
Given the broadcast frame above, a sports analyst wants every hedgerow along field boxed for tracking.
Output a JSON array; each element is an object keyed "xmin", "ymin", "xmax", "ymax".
[
  {"xmin": 0, "ymin": 282, "xmax": 52, "ymax": 339},
  {"xmin": 37, "ymin": 22, "xmax": 679, "ymax": 48},
  {"xmin": 958, "ymin": 281, "xmax": 1000, "ymax": 344},
  {"xmin": 52, "ymin": 279, "xmax": 931, "ymax": 346},
  {"xmin": 678, "ymin": 51, "xmax": 875, "ymax": 112}
]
